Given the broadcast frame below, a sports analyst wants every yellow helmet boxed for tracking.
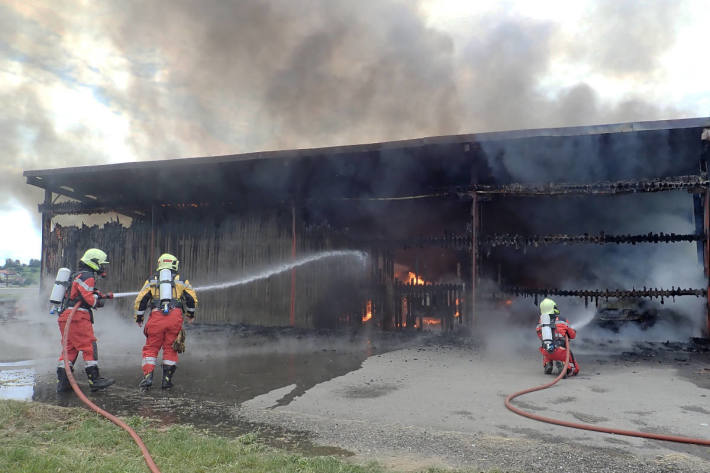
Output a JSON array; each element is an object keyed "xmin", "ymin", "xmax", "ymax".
[
  {"xmin": 539, "ymin": 298, "xmax": 560, "ymax": 316},
  {"xmin": 157, "ymin": 253, "xmax": 179, "ymax": 272},
  {"xmin": 80, "ymin": 248, "xmax": 109, "ymax": 272}
]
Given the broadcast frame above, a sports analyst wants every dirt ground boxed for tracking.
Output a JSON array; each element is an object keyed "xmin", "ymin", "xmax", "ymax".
[{"xmin": 3, "ymin": 302, "xmax": 710, "ymax": 473}]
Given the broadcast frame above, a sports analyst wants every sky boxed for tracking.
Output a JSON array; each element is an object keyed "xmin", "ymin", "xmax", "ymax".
[{"xmin": 1, "ymin": 0, "xmax": 709, "ymax": 263}]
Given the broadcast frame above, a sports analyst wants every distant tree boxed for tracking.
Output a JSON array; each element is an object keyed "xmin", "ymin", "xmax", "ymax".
[
  {"xmin": 2, "ymin": 259, "xmax": 26, "ymax": 270},
  {"xmin": 29, "ymin": 259, "xmax": 41, "ymax": 268}
]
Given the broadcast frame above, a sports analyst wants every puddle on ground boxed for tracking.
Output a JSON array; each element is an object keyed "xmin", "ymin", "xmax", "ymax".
[
  {"xmin": 2, "ymin": 318, "xmax": 432, "ymax": 456},
  {"xmin": 0, "ymin": 361, "xmax": 35, "ymax": 401},
  {"xmin": 24, "ymin": 344, "xmax": 370, "ymax": 455}
]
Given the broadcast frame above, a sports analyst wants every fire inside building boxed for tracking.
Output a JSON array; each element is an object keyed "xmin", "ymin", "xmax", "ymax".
[{"xmin": 24, "ymin": 118, "xmax": 710, "ymax": 333}]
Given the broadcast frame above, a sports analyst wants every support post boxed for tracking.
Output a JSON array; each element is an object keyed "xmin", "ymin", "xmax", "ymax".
[
  {"xmin": 40, "ymin": 189, "xmax": 52, "ymax": 291},
  {"xmin": 705, "ymin": 189, "xmax": 710, "ymax": 335},
  {"xmin": 150, "ymin": 203, "xmax": 156, "ymax": 272},
  {"xmin": 471, "ymin": 193, "xmax": 479, "ymax": 328},
  {"xmin": 290, "ymin": 202, "xmax": 296, "ymax": 327}
]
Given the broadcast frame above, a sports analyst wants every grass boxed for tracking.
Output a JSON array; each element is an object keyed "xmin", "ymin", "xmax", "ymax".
[{"xmin": 0, "ymin": 400, "xmax": 495, "ymax": 473}]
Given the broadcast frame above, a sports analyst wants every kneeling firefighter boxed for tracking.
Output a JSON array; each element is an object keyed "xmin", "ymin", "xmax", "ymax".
[
  {"xmin": 55, "ymin": 248, "xmax": 115, "ymax": 392},
  {"xmin": 536, "ymin": 298, "xmax": 580, "ymax": 377},
  {"xmin": 134, "ymin": 253, "xmax": 197, "ymax": 390}
]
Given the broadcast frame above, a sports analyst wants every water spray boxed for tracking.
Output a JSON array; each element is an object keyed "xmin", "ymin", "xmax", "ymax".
[{"xmin": 112, "ymin": 250, "xmax": 367, "ymax": 298}]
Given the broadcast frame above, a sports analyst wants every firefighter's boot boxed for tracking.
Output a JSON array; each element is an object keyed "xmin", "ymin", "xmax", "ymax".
[
  {"xmin": 85, "ymin": 365, "xmax": 114, "ymax": 392},
  {"xmin": 543, "ymin": 362, "xmax": 553, "ymax": 375},
  {"xmin": 554, "ymin": 361, "xmax": 564, "ymax": 376},
  {"xmin": 139, "ymin": 372, "xmax": 153, "ymax": 390},
  {"xmin": 161, "ymin": 364, "xmax": 176, "ymax": 389},
  {"xmin": 56, "ymin": 366, "xmax": 73, "ymax": 393}
]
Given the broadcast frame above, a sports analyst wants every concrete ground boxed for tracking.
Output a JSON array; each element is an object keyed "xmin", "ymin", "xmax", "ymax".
[{"xmin": 237, "ymin": 337, "xmax": 710, "ymax": 473}]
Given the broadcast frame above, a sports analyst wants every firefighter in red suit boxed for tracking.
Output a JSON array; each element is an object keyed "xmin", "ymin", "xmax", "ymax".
[
  {"xmin": 536, "ymin": 298, "xmax": 580, "ymax": 377},
  {"xmin": 134, "ymin": 253, "xmax": 198, "ymax": 390},
  {"xmin": 56, "ymin": 248, "xmax": 115, "ymax": 393}
]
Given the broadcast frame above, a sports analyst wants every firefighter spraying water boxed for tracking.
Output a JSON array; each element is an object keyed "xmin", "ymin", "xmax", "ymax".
[
  {"xmin": 50, "ymin": 248, "xmax": 116, "ymax": 393},
  {"xmin": 134, "ymin": 253, "xmax": 198, "ymax": 390},
  {"xmin": 535, "ymin": 298, "xmax": 580, "ymax": 377}
]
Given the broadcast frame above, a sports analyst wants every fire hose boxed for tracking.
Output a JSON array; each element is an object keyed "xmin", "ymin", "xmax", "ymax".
[
  {"xmin": 62, "ymin": 301, "xmax": 163, "ymax": 473},
  {"xmin": 504, "ymin": 336, "xmax": 710, "ymax": 446}
]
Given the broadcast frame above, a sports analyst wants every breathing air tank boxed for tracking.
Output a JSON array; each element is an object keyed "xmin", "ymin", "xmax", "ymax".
[
  {"xmin": 159, "ymin": 268, "xmax": 173, "ymax": 313},
  {"xmin": 540, "ymin": 312, "xmax": 554, "ymax": 352},
  {"xmin": 49, "ymin": 267, "xmax": 72, "ymax": 315}
]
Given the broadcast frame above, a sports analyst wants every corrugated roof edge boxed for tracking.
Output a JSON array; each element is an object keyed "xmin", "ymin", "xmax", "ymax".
[{"xmin": 24, "ymin": 116, "xmax": 710, "ymax": 177}]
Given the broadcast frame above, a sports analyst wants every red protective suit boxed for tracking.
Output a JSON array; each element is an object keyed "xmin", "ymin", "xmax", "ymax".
[
  {"xmin": 134, "ymin": 272, "xmax": 197, "ymax": 380},
  {"xmin": 141, "ymin": 307, "xmax": 183, "ymax": 375},
  {"xmin": 536, "ymin": 317, "xmax": 580, "ymax": 376},
  {"xmin": 57, "ymin": 270, "xmax": 101, "ymax": 368}
]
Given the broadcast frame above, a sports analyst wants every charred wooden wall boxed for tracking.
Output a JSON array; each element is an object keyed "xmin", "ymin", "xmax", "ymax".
[{"xmin": 43, "ymin": 206, "xmax": 370, "ymax": 327}]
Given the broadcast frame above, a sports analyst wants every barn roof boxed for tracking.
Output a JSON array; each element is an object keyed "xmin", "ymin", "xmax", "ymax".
[{"xmin": 23, "ymin": 117, "xmax": 710, "ymax": 212}]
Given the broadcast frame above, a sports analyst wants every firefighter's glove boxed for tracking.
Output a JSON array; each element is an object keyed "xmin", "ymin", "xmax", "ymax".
[
  {"xmin": 135, "ymin": 314, "xmax": 144, "ymax": 327},
  {"xmin": 95, "ymin": 299, "xmax": 105, "ymax": 308},
  {"xmin": 96, "ymin": 291, "xmax": 113, "ymax": 300},
  {"xmin": 172, "ymin": 329, "xmax": 186, "ymax": 353}
]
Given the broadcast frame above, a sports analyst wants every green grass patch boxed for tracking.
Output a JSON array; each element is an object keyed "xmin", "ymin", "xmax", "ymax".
[{"xmin": 0, "ymin": 400, "xmax": 498, "ymax": 473}]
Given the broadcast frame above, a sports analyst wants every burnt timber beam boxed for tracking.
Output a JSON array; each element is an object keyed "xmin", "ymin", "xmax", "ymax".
[
  {"xmin": 483, "ymin": 232, "xmax": 705, "ymax": 248},
  {"xmin": 37, "ymin": 200, "xmax": 147, "ymax": 218},
  {"xmin": 465, "ymin": 174, "xmax": 709, "ymax": 197},
  {"xmin": 471, "ymin": 192, "xmax": 479, "ymax": 326},
  {"xmin": 26, "ymin": 176, "xmax": 94, "ymax": 204},
  {"xmin": 27, "ymin": 175, "xmax": 145, "ymax": 220},
  {"xmin": 705, "ymin": 188, "xmax": 710, "ymax": 335},
  {"xmin": 328, "ymin": 231, "xmax": 704, "ymax": 251},
  {"xmin": 40, "ymin": 189, "xmax": 51, "ymax": 291},
  {"xmin": 493, "ymin": 286, "xmax": 707, "ymax": 305}
]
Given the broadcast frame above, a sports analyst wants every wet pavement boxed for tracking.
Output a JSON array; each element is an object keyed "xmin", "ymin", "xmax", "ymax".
[
  {"xmin": 4, "ymin": 298, "xmax": 710, "ymax": 471},
  {"xmin": 1, "ymin": 307, "xmax": 433, "ymax": 455}
]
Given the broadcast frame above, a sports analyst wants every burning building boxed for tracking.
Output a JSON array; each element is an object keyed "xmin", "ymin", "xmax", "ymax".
[{"xmin": 23, "ymin": 117, "xmax": 710, "ymax": 333}]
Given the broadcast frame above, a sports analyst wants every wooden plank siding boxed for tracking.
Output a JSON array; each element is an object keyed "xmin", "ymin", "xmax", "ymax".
[{"xmin": 43, "ymin": 206, "xmax": 372, "ymax": 328}]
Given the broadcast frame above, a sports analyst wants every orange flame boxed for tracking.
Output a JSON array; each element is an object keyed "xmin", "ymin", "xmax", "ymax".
[
  {"xmin": 362, "ymin": 300, "xmax": 373, "ymax": 323},
  {"xmin": 406, "ymin": 272, "xmax": 425, "ymax": 285}
]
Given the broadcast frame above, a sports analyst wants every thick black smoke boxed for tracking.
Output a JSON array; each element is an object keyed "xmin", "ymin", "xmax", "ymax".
[{"xmin": 0, "ymin": 0, "xmax": 693, "ymax": 219}]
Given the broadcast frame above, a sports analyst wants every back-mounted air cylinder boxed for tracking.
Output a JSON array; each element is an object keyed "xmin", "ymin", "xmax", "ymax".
[
  {"xmin": 540, "ymin": 312, "xmax": 554, "ymax": 351},
  {"xmin": 49, "ymin": 267, "xmax": 72, "ymax": 314},
  {"xmin": 159, "ymin": 268, "xmax": 173, "ymax": 313}
]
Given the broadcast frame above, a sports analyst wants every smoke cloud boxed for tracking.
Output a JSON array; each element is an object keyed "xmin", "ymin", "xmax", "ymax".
[{"xmin": 1, "ymin": 0, "xmax": 696, "ymax": 219}]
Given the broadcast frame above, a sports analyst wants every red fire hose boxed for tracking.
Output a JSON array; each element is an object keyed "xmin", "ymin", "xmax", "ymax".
[
  {"xmin": 62, "ymin": 301, "xmax": 163, "ymax": 473},
  {"xmin": 505, "ymin": 336, "xmax": 710, "ymax": 446}
]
